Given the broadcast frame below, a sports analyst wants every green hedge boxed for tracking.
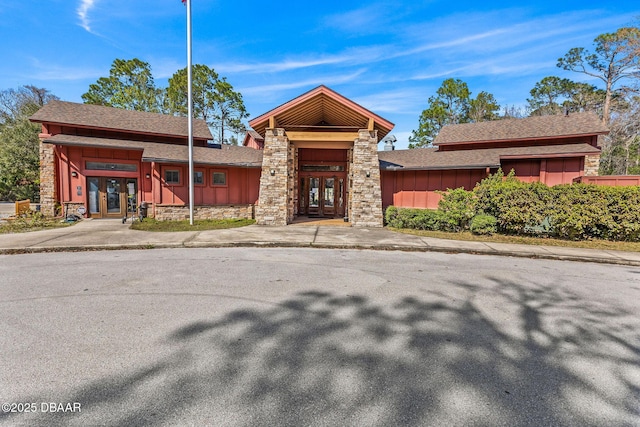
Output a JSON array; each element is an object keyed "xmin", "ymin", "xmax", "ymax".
[{"xmin": 385, "ymin": 169, "xmax": 640, "ymax": 242}]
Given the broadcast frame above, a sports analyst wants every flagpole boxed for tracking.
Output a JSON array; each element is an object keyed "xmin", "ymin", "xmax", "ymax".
[{"xmin": 186, "ymin": 0, "xmax": 194, "ymax": 225}]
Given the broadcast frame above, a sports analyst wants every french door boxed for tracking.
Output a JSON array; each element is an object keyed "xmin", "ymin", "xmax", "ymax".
[
  {"xmin": 87, "ymin": 177, "xmax": 137, "ymax": 218},
  {"xmin": 299, "ymin": 176, "xmax": 344, "ymax": 217}
]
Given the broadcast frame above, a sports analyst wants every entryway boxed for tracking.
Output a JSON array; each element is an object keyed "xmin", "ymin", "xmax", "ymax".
[
  {"xmin": 299, "ymin": 175, "xmax": 346, "ymax": 218},
  {"xmin": 87, "ymin": 177, "xmax": 137, "ymax": 218}
]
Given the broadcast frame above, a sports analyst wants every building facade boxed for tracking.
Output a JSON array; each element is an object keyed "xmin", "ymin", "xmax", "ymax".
[{"xmin": 31, "ymin": 86, "xmax": 609, "ymax": 226}]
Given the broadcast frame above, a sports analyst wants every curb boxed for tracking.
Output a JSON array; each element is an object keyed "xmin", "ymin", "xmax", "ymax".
[{"xmin": 2, "ymin": 242, "xmax": 639, "ymax": 267}]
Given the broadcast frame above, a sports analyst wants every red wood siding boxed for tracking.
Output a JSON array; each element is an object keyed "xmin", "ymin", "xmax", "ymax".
[
  {"xmin": 56, "ymin": 146, "xmax": 259, "ymax": 208},
  {"xmin": 381, "ymin": 169, "xmax": 488, "ymax": 209},
  {"xmin": 56, "ymin": 146, "xmax": 142, "ymax": 204},
  {"xmin": 501, "ymin": 160, "xmax": 541, "ymax": 183},
  {"xmin": 299, "ymin": 148, "xmax": 348, "ymax": 162},
  {"xmin": 158, "ymin": 164, "xmax": 260, "ymax": 206},
  {"xmin": 501, "ymin": 158, "xmax": 583, "ymax": 186},
  {"xmin": 575, "ymin": 176, "xmax": 640, "ymax": 186}
]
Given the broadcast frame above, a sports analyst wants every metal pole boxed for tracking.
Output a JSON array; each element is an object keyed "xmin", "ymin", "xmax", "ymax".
[{"xmin": 186, "ymin": 0, "xmax": 194, "ymax": 225}]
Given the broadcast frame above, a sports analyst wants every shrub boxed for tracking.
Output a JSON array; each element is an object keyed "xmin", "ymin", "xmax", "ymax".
[
  {"xmin": 470, "ymin": 214, "xmax": 498, "ymax": 235},
  {"xmin": 386, "ymin": 170, "xmax": 640, "ymax": 242},
  {"xmin": 437, "ymin": 187, "xmax": 477, "ymax": 232},
  {"xmin": 384, "ymin": 206, "xmax": 398, "ymax": 226},
  {"xmin": 474, "ymin": 169, "xmax": 551, "ymax": 234},
  {"xmin": 385, "ymin": 206, "xmax": 443, "ymax": 230}
]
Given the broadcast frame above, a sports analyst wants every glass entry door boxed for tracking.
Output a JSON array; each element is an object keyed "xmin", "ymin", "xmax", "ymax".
[
  {"xmin": 308, "ymin": 177, "xmax": 320, "ymax": 216},
  {"xmin": 299, "ymin": 176, "xmax": 344, "ymax": 217},
  {"xmin": 323, "ymin": 178, "xmax": 335, "ymax": 216},
  {"xmin": 87, "ymin": 177, "xmax": 134, "ymax": 218},
  {"xmin": 106, "ymin": 179, "xmax": 122, "ymax": 214}
]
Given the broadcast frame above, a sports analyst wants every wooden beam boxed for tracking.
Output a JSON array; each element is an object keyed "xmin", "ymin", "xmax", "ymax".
[
  {"xmin": 268, "ymin": 116, "xmax": 276, "ymax": 129},
  {"xmin": 367, "ymin": 117, "xmax": 374, "ymax": 131},
  {"xmin": 285, "ymin": 131, "xmax": 359, "ymax": 142}
]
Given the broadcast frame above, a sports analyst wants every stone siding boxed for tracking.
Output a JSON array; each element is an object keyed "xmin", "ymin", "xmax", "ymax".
[
  {"xmin": 155, "ymin": 204, "xmax": 254, "ymax": 221},
  {"xmin": 584, "ymin": 154, "xmax": 600, "ymax": 176},
  {"xmin": 255, "ymin": 129, "xmax": 290, "ymax": 225},
  {"xmin": 287, "ymin": 143, "xmax": 297, "ymax": 222},
  {"xmin": 63, "ymin": 202, "xmax": 87, "ymax": 218},
  {"xmin": 39, "ymin": 141, "xmax": 57, "ymax": 217},
  {"xmin": 349, "ymin": 130, "xmax": 383, "ymax": 227}
]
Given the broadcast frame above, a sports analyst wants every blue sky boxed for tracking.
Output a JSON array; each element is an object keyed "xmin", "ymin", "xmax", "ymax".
[{"xmin": 1, "ymin": 1, "xmax": 637, "ymax": 149}]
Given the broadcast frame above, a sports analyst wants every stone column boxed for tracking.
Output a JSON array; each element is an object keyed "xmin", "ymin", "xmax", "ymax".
[
  {"xmin": 584, "ymin": 154, "xmax": 600, "ymax": 176},
  {"xmin": 349, "ymin": 129, "xmax": 383, "ymax": 227},
  {"xmin": 39, "ymin": 141, "xmax": 57, "ymax": 217},
  {"xmin": 287, "ymin": 144, "xmax": 297, "ymax": 222},
  {"xmin": 255, "ymin": 128, "xmax": 290, "ymax": 225}
]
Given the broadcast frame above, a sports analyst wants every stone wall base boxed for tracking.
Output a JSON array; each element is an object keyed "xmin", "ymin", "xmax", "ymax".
[
  {"xmin": 154, "ymin": 204, "xmax": 254, "ymax": 221},
  {"xmin": 584, "ymin": 154, "xmax": 600, "ymax": 176},
  {"xmin": 63, "ymin": 203, "xmax": 87, "ymax": 218}
]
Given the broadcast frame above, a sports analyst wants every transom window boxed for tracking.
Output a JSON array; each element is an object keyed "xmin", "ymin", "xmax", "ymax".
[
  {"xmin": 194, "ymin": 171, "xmax": 204, "ymax": 184},
  {"xmin": 86, "ymin": 161, "xmax": 137, "ymax": 172}
]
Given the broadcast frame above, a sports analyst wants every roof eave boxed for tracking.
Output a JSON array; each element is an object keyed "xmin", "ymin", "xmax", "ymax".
[
  {"xmin": 382, "ymin": 164, "xmax": 499, "ymax": 171},
  {"xmin": 31, "ymin": 119, "xmax": 212, "ymax": 141},
  {"xmin": 141, "ymin": 157, "xmax": 261, "ymax": 168},
  {"xmin": 435, "ymin": 131, "xmax": 609, "ymax": 146},
  {"xmin": 248, "ymin": 85, "xmax": 395, "ymax": 133},
  {"xmin": 42, "ymin": 138, "xmax": 145, "ymax": 151}
]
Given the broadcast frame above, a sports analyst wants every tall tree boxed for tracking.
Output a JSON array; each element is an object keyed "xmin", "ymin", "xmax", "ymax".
[
  {"xmin": 468, "ymin": 91, "xmax": 500, "ymax": 123},
  {"xmin": 409, "ymin": 79, "xmax": 470, "ymax": 148},
  {"xmin": 600, "ymin": 94, "xmax": 640, "ymax": 175},
  {"xmin": 527, "ymin": 76, "xmax": 574, "ymax": 116},
  {"xmin": 167, "ymin": 65, "xmax": 248, "ymax": 144},
  {"xmin": 557, "ymin": 26, "xmax": 640, "ymax": 124},
  {"xmin": 0, "ymin": 86, "xmax": 58, "ymax": 201},
  {"xmin": 527, "ymin": 76, "xmax": 606, "ymax": 116},
  {"xmin": 410, "ymin": 79, "xmax": 499, "ymax": 148},
  {"xmin": 82, "ymin": 58, "xmax": 163, "ymax": 112}
]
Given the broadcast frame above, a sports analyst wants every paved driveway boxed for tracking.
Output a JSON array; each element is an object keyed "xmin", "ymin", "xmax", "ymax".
[{"xmin": 1, "ymin": 248, "xmax": 639, "ymax": 426}]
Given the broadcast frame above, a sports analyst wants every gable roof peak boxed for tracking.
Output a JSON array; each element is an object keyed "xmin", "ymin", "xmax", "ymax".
[{"xmin": 248, "ymin": 85, "xmax": 394, "ymax": 139}]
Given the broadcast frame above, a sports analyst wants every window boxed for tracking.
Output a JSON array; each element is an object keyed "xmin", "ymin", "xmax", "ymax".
[
  {"xmin": 212, "ymin": 171, "xmax": 226, "ymax": 186},
  {"xmin": 194, "ymin": 171, "xmax": 204, "ymax": 185},
  {"xmin": 86, "ymin": 161, "xmax": 137, "ymax": 172},
  {"xmin": 165, "ymin": 170, "xmax": 180, "ymax": 184}
]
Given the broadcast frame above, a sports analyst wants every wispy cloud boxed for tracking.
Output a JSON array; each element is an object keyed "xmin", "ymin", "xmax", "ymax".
[
  {"xmin": 240, "ymin": 70, "xmax": 367, "ymax": 97},
  {"xmin": 26, "ymin": 57, "xmax": 103, "ymax": 81},
  {"xmin": 353, "ymin": 89, "xmax": 429, "ymax": 114},
  {"xmin": 218, "ymin": 55, "xmax": 352, "ymax": 74},
  {"xmin": 77, "ymin": 0, "xmax": 97, "ymax": 33}
]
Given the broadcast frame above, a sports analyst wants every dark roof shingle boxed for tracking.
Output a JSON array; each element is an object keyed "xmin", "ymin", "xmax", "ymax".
[
  {"xmin": 434, "ymin": 112, "xmax": 608, "ymax": 145},
  {"xmin": 43, "ymin": 134, "xmax": 262, "ymax": 167},
  {"xmin": 31, "ymin": 100, "xmax": 212, "ymax": 140},
  {"xmin": 143, "ymin": 144, "xmax": 263, "ymax": 167},
  {"xmin": 379, "ymin": 144, "xmax": 601, "ymax": 170}
]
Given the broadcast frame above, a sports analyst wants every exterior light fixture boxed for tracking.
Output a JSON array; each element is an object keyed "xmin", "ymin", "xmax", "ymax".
[
  {"xmin": 270, "ymin": 169, "xmax": 276, "ymax": 176},
  {"xmin": 145, "ymin": 173, "xmax": 151, "ymax": 179},
  {"xmin": 71, "ymin": 171, "xmax": 78, "ymax": 178},
  {"xmin": 366, "ymin": 171, "xmax": 371, "ymax": 178}
]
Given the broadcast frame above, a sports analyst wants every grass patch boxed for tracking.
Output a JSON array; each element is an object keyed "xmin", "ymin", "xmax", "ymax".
[
  {"xmin": 390, "ymin": 227, "xmax": 640, "ymax": 253},
  {"xmin": 130, "ymin": 218, "xmax": 255, "ymax": 232},
  {"xmin": 0, "ymin": 213, "xmax": 73, "ymax": 234}
]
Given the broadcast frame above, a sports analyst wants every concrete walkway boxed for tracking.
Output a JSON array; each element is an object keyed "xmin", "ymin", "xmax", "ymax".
[{"xmin": 1, "ymin": 218, "xmax": 640, "ymax": 266}]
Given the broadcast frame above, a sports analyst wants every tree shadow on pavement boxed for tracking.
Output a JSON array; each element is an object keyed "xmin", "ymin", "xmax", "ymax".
[{"xmin": 3, "ymin": 278, "xmax": 640, "ymax": 426}]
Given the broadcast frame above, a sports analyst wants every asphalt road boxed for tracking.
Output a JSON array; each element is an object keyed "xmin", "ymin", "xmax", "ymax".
[{"xmin": 1, "ymin": 248, "xmax": 639, "ymax": 426}]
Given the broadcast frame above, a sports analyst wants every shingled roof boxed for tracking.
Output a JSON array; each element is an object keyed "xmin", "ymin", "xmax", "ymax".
[
  {"xmin": 143, "ymin": 143, "xmax": 263, "ymax": 167},
  {"xmin": 30, "ymin": 100, "xmax": 212, "ymax": 140},
  {"xmin": 379, "ymin": 144, "xmax": 601, "ymax": 170},
  {"xmin": 434, "ymin": 112, "xmax": 608, "ymax": 145},
  {"xmin": 43, "ymin": 134, "xmax": 262, "ymax": 167}
]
